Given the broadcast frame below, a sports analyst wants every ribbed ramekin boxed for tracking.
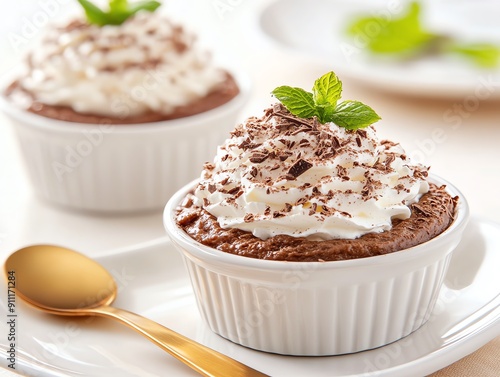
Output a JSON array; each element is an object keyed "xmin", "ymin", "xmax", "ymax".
[
  {"xmin": 0, "ymin": 70, "xmax": 250, "ymax": 213},
  {"xmin": 164, "ymin": 175, "xmax": 469, "ymax": 355}
]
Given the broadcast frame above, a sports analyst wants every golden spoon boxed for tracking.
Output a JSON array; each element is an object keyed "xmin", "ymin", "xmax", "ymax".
[{"xmin": 4, "ymin": 245, "xmax": 269, "ymax": 377}]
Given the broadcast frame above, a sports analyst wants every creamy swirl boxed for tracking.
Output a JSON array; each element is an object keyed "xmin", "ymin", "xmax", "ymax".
[
  {"xmin": 13, "ymin": 12, "xmax": 228, "ymax": 117},
  {"xmin": 193, "ymin": 104, "xmax": 430, "ymax": 240}
]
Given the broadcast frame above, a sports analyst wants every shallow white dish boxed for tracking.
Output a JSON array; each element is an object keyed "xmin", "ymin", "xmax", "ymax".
[
  {"xmin": 257, "ymin": 0, "xmax": 500, "ymax": 99},
  {"xmin": 1, "ymin": 217, "xmax": 499, "ymax": 376}
]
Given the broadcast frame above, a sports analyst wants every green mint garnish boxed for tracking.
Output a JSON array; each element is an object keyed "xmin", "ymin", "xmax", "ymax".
[
  {"xmin": 272, "ymin": 71, "xmax": 381, "ymax": 130},
  {"xmin": 348, "ymin": 2, "xmax": 437, "ymax": 57},
  {"xmin": 329, "ymin": 101, "xmax": 381, "ymax": 130},
  {"xmin": 446, "ymin": 43, "xmax": 500, "ymax": 69},
  {"xmin": 271, "ymin": 87, "xmax": 318, "ymax": 119},
  {"xmin": 347, "ymin": 1, "xmax": 500, "ymax": 68},
  {"xmin": 77, "ymin": 0, "xmax": 161, "ymax": 26}
]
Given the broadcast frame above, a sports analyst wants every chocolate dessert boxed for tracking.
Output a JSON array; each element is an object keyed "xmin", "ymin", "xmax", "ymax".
[
  {"xmin": 5, "ymin": 74, "xmax": 239, "ymax": 124},
  {"xmin": 174, "ymin": 72, "xmax": 458, "ymax": 261},
  {"xmin": 177, "ymin": 184, "xmax": 457, "ymax": 261},
  {"xmin": 5, "ymin": 11, "xmax": 239, "ymax": 124}
]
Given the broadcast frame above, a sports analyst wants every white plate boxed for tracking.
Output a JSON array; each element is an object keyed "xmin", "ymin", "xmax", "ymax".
[
  {"xmin": 1, "ymin": 216, "xmax": 499, "ymax": 377},
  {"xmin": 257, "ymin": 0, "xmax": 500, "ymax": 99}
]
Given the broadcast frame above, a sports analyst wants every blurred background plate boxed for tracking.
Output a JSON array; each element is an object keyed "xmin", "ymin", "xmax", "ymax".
[{"xmin": 258, "ymin": 0, "xmax": 500, "ymax": 99}]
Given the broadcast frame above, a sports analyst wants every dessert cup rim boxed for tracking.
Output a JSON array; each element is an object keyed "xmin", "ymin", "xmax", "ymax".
[
  {"xmin": 0, "ymin": 68, "xmax": 251, "ymax": 134},
  {"xmin": 163, "ymin": 173, "xmax": 469, "ymax": 271}
]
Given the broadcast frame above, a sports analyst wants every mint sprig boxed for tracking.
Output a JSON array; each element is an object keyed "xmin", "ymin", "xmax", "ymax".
[
  {"xmin": 446, "ymin": 43, "xmax": 500, "ymax": 69},
  {"xmin": 348, "ymin": 2, "xmax": 437, "ymax": 57},
  {"xmin": 272, "ymin": 71, "xmax": 381, "ymax": 130},
  {"xmin": 77, "ymin": 0, "xmax": 161, "ymax": 26},
  {"xmin": 347, "ymin": 1, "xmax": 500, "ymax": 68}
]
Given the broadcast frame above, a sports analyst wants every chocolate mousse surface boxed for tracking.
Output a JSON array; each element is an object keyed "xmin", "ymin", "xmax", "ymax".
[
  {"xmin": 176, "ymin": 184, "xmax": 458, "ymax": 262},
  {"xmin": 5, "ymin": 73, "xmax": 239, "ymax": 124}
]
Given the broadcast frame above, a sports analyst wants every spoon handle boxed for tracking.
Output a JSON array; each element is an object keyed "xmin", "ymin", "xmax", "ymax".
[{"xmin": 91, "ymin": 305, "xmax": 269, "ymax": 377}]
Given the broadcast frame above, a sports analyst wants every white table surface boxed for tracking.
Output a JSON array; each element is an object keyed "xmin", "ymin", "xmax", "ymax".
[{"xmin": 0, "ymin": 0, "xmax": 499, "ymax": 376}]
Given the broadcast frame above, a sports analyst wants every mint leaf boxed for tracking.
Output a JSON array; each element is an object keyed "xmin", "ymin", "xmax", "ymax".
[
  {"xmin": 312, "ymin": 71, "xmax": 342, "ymax": 107},
  {"xmin": 349, "ymin": 1, "xmax": 437, "ymax": 56},
  {"xmin": 271, "ymin": 86, "xmax": 318, "ymax": 119},
  {"xmin": 109, "ymin": 0, "xmax": 128, "ymax": 12},
  {"xmin": 372, "ymin": 2, "xmax": 436, "ymax": 54},
  {"xmin": 448, "ymin": 43, "xmax": 500, "ymax": 68},
  {"xmin": 315, "ymin": 104, "xmax": 336, "ymax": 124},
  {"xmin": 77, "ymin": 0, "xmax": 110, "ymax": 26},
  {"xmin": 346, "ymin": 1, "xmax": 500, "ymax": 68},
  {"xmin": 330, "ymin": 101, "xmax": 381, "ymax": 130},
  {"xmin": 272, "ymin": 72, "xmax": 381, "ymax": 130},
  {"xmin": 127, "ymin": 0, "xmax": 162, "ymax": 13},
  {"xmin": 347, "ymin": 15, "xmax": 383, "ymax": 37},
  {"xmin": 77, "ymin": 0, "xmax": 161, "ymax": 26},
  {"xmin": 107, "ymin": 1, "xmax": 161, "ymax": 25}
]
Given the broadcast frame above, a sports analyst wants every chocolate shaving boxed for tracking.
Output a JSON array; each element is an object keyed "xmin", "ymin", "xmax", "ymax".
[
  {"xmin": 282, "ymin": 173, "xmax": 297, "ymax": 181},
  {"xmin": 357, "ymin": 129, "xmax": 368, "ymax": 138},
  {"xmin": 296, "ymin": 197, "xmax": 307, "ymax": 205},
  {"xmin": 203, "ymin": 162, "xmax": 215, "ymax": 171},
  {"xmin": 279, "ymin": 152, "xmax": 292, "ymax": 161},
  {"xmin": 299, "ymin": 138, "xmax": 310, "ymax": 147},
  {"xmin": 337, "ymin": 165, "xmax": 347, "ymax": 177},
  {"xmin": 385, "ymin": 154, "xmax": 395, "ymax": 165},
  {"xmin": 411, "ymin": 203, "xmax": 432, "ymax": 217},
  {"xmin": 291, "ymin": 127, "xmax": 313, "ymax": 136},
  {"xmin": 249, "ymin": 152, "xmax": 269, "ymax": 164},
  {"xmin": 180, "ymin": 196, "xmax": 194, "ymax": 208},
  {"xmin": 355, "ymin": 137, "xmax": 362, "ymax": 148},
  {"xmin": 227, "ymin": 186, "xmax": 240, "ymax": 195},
  {"xmin": 238, "ymin": 138, "xmax": 251, "ymax": 149},
  {"xmin": 340, "ymin": 211, "xmax": 352, "ymax": 218},
  {"xmin": 287, "ymin": 159, "xmax": 312, "ymax": 178},
  {"xmin": 279, "ymin": 138, "xmax": 293, "ymax": 148},
  {"xmin": 320, "ymin": 205, "xmax": 331, "ymax": 215},
  {"xmin": 414, "ymin": 170, "xmax": 429, "ymax": 179},
  {"xmin": 381, "ymin": 140, "xmax": 398, "ymax": 147},
  {"xmin": 272, "ymin": 109, "xmax": 313, "ymax": 127}
]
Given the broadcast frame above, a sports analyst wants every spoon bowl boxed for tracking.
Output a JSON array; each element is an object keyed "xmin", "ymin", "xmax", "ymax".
[
  {"xmin": 6, "ymin": 245, "xmax": 116, "ymax": 312},
  {"xmin": 5, "ymin": 245, "xmax": 268, "ymax": 377}
]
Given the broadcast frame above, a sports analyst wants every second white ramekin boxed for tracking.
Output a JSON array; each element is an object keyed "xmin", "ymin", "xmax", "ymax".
[{"xmin": 0, "ymin": 71, "xmax": 250, "ymax": 213}]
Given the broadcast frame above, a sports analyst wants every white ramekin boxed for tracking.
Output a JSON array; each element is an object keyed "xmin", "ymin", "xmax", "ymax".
[
  {"xmin": 164, "ymin": 175, "xmax": 469, "ymax": 356},
  {"xmin": 0, "ymin": 71, "xmax": 250, "ymax": 213}
]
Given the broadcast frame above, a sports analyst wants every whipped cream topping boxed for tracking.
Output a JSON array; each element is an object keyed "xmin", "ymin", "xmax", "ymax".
[
  {"xmin": 193, "ymin": 104, "xmax": 430, "ymax": 240},
  {"xmin": 13, "ymin": 12, "xmax": 228, "ymax": 117}
]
